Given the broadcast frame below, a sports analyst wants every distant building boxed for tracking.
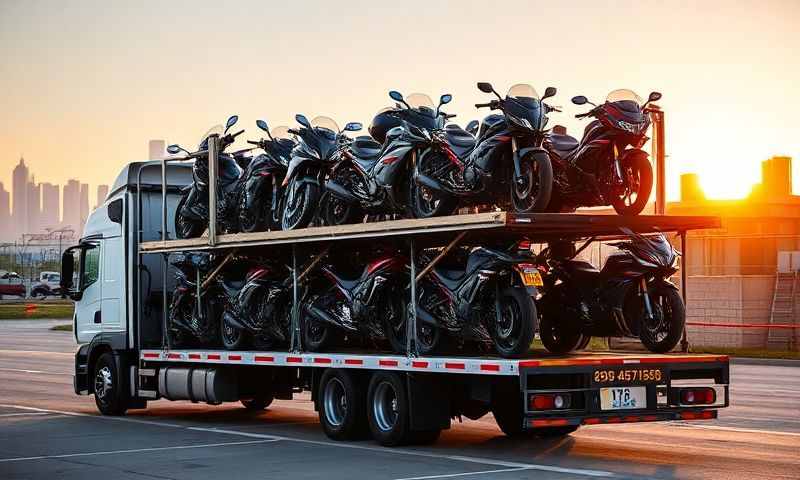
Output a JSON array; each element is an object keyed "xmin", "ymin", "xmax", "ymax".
[
  {"xmin": 79, "ymin": 183, "xmax": 89, "ymax": 227},
  {"xmin": 149, "ymin": 140, "xmax": 166, "ymax": 160},
  {"xmin": 62, "ymin": 179, "xmax": 81, "ymax": 232},
  {"xmin": 0, "ymin": 183, "xmax": 10, "ymax": 241},
  {"xmin": 12, "ymin": 157, "xmax": 29, "ymax": 234},
  {"xmin": 679, "ymin": 173, "xmax": 705, "ymax": 203},
  {"xmin": 96, "ymin": 184, "xmax": 109, "ymax": 208},
  {"xmin": 26, "ymin": 179, "xmax": 41, "ymax": 233},
  {"xmin": 41, "ymin": 183, "xmax": 60, "ymax": 229}
]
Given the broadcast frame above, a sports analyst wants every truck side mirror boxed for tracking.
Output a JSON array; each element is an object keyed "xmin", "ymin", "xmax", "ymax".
[
  {"xmin": 107, "ymin": 198, "xmax": 123, "ymax": 224},
  {"xmin": 61, "ymin": 246, "xmax": 82, "ymax": 301}
]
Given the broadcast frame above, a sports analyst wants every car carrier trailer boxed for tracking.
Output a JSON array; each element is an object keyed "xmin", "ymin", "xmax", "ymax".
[{"xmin": 62, "ymin": 149, "xmax": 729, "ymax": 446}]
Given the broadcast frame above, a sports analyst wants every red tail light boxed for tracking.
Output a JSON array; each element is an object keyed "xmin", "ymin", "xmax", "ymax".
[
  {"xmin": 529, "ymin": 393, "xmax": 571, "ymax": 410},
  {"xmin": 680, "ymin": 388, "xmax": 716, "ymax": 405}
]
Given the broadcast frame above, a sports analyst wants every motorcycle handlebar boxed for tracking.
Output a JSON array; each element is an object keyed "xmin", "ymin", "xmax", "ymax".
[
  {"xmin": 575, "ymin": 112, "xmax": 592, "ymax": 119},
  {"xmin": 246, "ymin": 140, "xmax": 260, "ymax": 146},
  {"xmin": 475, "ymin": 102, "xmax": 492, "ymax": 108},
  {"xmin": 287, "ymin": 128, "xmax": 301, "ymax": 135}
]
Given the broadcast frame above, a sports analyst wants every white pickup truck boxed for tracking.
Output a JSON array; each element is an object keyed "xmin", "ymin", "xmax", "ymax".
[{"xmin": 30, "ymin": 271, "xmax": 61, "ymax": 297}]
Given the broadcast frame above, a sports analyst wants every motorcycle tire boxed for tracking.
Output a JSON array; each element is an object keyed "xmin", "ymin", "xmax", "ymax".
[
  {"xmin": 303, "ymin": 314, "xmax": 333, "ymax": 352},
  {"xmin": 577, "ymin": 334, "xmax": 591, "ymax": 350},
  {"xmin": 539, "ymin": 312, "xmax": 583, "ymax": 354},
  {"xmin": 280, "ymin": 178, "xmax": 320, "ymax": 230},
  {"xmin": 408, "ymin": 157, "xmax": 457, "ymax": 219},
  {"xmin": 491, "ymin": 287, "xmax": 536, "ymax": 358},
  {"xmin": 634, "ymin": 285, "xmax": 685, "ymax": 353},
  {"xmin": 175, "ymin": 194, "xmax": 206, "ymax": 239},
  {"xmin": 511, "ymin": 151, "xmax": 553, "ymax": 214},
  {"xmin": 612, "ymin": 152, "xmax": 653, "ymax": 216},
  {"xmin": 221, "ymin": 315, "xmax": 249, "ymax": 350},
  {"xmin": 384, "ymin": 295, "xmax": 408, "ymax": 354},
  {"xmin": 320, "ymin": 191, "xmax": 363, "ymax": 226},
  {"xmin": 238, "ymin": 190, "xmax": 270, "ymax": 233}
]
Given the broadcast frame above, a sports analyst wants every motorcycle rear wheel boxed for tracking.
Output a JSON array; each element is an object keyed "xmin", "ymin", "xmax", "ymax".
[
  {"xmin": 303, "ymin": 314, "xmax": 332, "ymax": 352},
  {"xmin": 238, "ymin": 190, "xmax": 270, "ymax": 233},
  {"xmin": 612, "ymin": 152, "xmax": 653, "ymax": 216},
  {"xmin": 409, "ymin": 156, "xmax": 457, "ymax": 219},
  {"xmin": 281, "ymin": 179, "xmax": 319, "ymax": 230},
  {"xmin": 321, "ymin": 191, "xmax": 363, "ymax": 226},
  {"xmin": 175, "ymin": 194, "xmax": 206, "ymax": 239},
  {"xmin": 222, "ymin": 316, "xmax": 249, "ymax": 350},
  {"xmin": 631, "ymin": 285, "xmax": 685, "ymax": 353},
  {"xmin": 539, "ymin": 312, "xmax": 583, "ymax": 354},
  {"xmin": 511, "ymin": 151, "xmax": 553, "ymax": 213},
  {"xmin": 490, "ymin": 287, "xmax": 536, "ymax": 358}
]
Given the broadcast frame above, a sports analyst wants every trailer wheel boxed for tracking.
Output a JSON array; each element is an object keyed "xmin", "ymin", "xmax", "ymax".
[
  {"xmin": 368, "ymin": 372, "xmax": 417, "ymax": 446},
  {"xmin": 319, "ymin": 369, "xmax": 367, "ymax": 441},
  {"xmin": 241, "ymin": 394, "xmax": 274, "ymax": 410},
  {"xmin": 93, "ymin": 353, "xmax": 129, "ymax": 416}
]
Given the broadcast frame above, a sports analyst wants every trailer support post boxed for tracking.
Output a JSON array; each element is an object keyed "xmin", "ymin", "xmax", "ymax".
[
  {"xmin": 161, "ymin": 159, "xmax": 168, "ymax": 241},
  {"xmin": 162, "ymin": 252, "xmax": 170, "ymax": 350},
  {"xmin": 679, "ymin": 230, "xmax": 689, "ymax": 353},
  {"xmin": 407, "ymin": 239, "xmax": 417, "ymax": 357},
  {"xmin": 208, "ymin": 134, "xmax": 219, "ymax": 246},
  {"xmin": 291, "ymin": 244, "xmax": 299, "ymax": 352}
]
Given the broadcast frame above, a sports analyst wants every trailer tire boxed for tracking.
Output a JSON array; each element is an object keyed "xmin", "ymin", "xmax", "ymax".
[
  {"xmin": 93, "ymin": 353, "xmax": 129, "ymax": 416},
  {"xmin": 319, "ymin": 369, "xmax": 368, "ymax": 441},
  {"xmin": 367, "ymin": 372, "xmax": 414, "ymax": 446},
  {"xmin": 241, "ymin": 394, "xmax": 274, "ymax": 411},
  {"xmin": 491, "ymin": 399, "xmax": 528, "ymax": 437}
]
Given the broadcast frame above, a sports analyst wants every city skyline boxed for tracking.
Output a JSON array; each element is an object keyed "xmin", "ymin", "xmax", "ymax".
[{"xmin": 0, "ymin": 156, "xmax": 109, "ymax": 241}]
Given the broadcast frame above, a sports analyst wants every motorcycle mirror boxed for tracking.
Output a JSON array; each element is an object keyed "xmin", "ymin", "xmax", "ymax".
[
  {"xmin": 439, "ymin": 94, "xmax": 452, "ymax": 105},
  {"xmin": 166, "ymin": 144, "xmax": 185, "ymax": 155},
  {"xmin": 542, "ymin": 87, "xmax": 557, "ymax": 100},
  {"xmin": 256, "ymin": 119, "xmax": 269, "ymax": 132},
  {"xmin": 295, "ymin": 114, "xmax": 311, "ymax": 129},
  {"xmin": 343, "ymin": 122, "xmax": 363, "ymax": 132},
  {"xmin": 477, "ymin": 82, "xmax": 494, "ymax": 93},
  {"xmin": 571, "ymin": 95, "xmax": 588, "ymax": 105},
  {"xmin": 389, "ymin": 90, "xmax": 404, "ymax": 102},
  {"xmin": 648, "ymin": 91, "xmax": 662, "ymax": 103},
  {"xmin": 224, "ymin": 115, "xmax": 239, "ymax": 133}
]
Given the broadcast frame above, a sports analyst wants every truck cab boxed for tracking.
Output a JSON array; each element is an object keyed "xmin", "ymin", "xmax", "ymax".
[{"xmin": 61, "ymin": 161, "xmax": 191, "ymax": 404}]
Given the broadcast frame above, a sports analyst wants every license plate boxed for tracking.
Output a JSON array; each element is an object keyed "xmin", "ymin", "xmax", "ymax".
[
  {"xmin": 600, "ymin": 386, "xmax": 646, "ymax": 410},
  {"xmin": 517, "ymin": 264, "xmax": 543, "ymax": 287}
]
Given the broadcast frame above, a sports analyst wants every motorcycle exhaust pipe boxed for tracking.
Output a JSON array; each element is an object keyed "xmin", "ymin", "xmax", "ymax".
[
  {"xmin": 415, "ymin": 306, "xmax": 440, "ymax": 327},
  {"xmin": 414, "ymin": 173, "xmax": 447, "ymax": 193},
  {"xmin": 324, "ymin": 180, "xmax": 360, "ymax": 203},
  {"xmin": 222, "ymin": 311, "xmax": 250, "ymax": 333},
  {"xmin": 303, "ymin": 304, "xmax": 341, "ymax": 328}
]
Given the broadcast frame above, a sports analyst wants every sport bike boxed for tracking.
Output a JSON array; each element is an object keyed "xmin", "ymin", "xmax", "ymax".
[
  {"xmin": 544, "ymin": 89, "xmax": 661, "ymax": 215},
  {"xmin": 169, "ymin": 115, "xmax": 245, "ymax": 238},
  {"xmin": 321, "ymin": 91, "xmax": 457, "ymax": 225},
  {"xmin": 168, "ymin": 252, "xmax": 222, "ymax": 347},
  {"xmin": 535, "ymin": 231, "xmax": 684, "ymax": 354},
  {"xmin": 280, "ymin": 114, "xmax": 362, "ymax": 230},
  {"xmin": 405, "ymin": 246, "xmax": 539, "ymax": 358},
  {"xmin": 301, "ymin": 251, "xmax": 407, "ymax": 352},
  {"xmin": 413, "ymin": 82, "xmax": 557, "ymax": 214},
  {"xmin": 239, "ymin": 119, "xmax": 295, "ymax": 232}
]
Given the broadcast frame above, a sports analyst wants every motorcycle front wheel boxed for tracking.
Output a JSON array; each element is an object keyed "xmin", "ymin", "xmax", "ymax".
[
  {"xmin": 511, "ymin": 151, "xmax": 553, "ymax": 213},
  {"xmin": 175, "ymin": 194, "xmax": 206, "ymax": 239},
  {"xmin": 539, "ymin": 312, "xmax": 583, "ymax": 354},
  {"xmin": 612, "ymin": 152, "xmax": 653, "ymax": 216},
  {"xmin": 222, "ymin": 315, "xmax": 249, "ymax": 350},
  {"xmin": 629, "ymin": 285, "xmax": 685, "ymax": 353},
  {"xmin": 238, "ymin": 188, "xmax": 270, "ymax": 233},
  {"xmin": 408, "ymin": 155, "xmax": 457, "ymax": 219},
  {"xmin": 490, "ymin": 287, "xmax": 536, "ymax": 358},
  {"xmin": 280, "ymin": 178, "xmax": 320, "ymax": 230}
]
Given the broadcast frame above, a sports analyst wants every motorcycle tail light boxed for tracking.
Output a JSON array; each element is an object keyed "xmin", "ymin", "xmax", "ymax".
[{"xmin": 680, "ymin": 388, "xmax": 715, "ymax": 405}]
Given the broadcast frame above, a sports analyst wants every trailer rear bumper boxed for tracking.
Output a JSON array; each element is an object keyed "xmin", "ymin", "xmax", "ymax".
[{"xmin": 527, "ymin": 408, "xmax": 718, "ymax": 428}]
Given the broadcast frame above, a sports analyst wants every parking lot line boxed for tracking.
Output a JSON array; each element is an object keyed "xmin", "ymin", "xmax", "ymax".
[
  {"xmin": 392, "ymin": 467, "xmax": 529, "ymax": 480},
  {"xmin": 0, "ymin": 439, "xmax": 280, "ymax": 463}
]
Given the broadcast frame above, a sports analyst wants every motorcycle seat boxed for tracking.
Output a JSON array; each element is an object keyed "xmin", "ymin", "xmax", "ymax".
[
  {"xmin": 548, "ymin": 133, "xmax": 580, "ymax": 157},
  {"xmin": 432, "ymin": 268, "xmax": 465, "ymax": 289},
  {"xmin": 445, "ymin": 125, "xmax": 477, "ymax": 148},
  {"xmin": 350, "ymin": 136, "xmax": 382, "ymax": 160},
  {"xmin": 222, "ymin": 279, "xmax": 245, "ymax": 296},
  {"xmin": 563, "ymin": 260, "xmax": 600, "ymax": 280}
]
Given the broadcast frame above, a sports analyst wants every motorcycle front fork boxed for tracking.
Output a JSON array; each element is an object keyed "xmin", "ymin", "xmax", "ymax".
[{"xmin": 639, "ymin": 277, "xmax": 654, "ymax": 321}]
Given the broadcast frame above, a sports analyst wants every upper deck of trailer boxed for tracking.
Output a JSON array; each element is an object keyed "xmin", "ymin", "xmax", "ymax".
[{"xmin": 139, "ymin": 211, "xmax": 721, "ymax": 254}]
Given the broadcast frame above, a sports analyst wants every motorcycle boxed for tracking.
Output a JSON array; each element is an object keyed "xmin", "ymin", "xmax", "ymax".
[
  {"xmin": 534, "ymin": 231, "xmax": 684, "ymax": 354},
  {"xmin": 544, "ymin": 89, "xmax": 661, "ymax": 215},
  {"xmin": 402, "ymin": 245, "xmax": 539, "ymax": 358},
  {"xmin": 169, "ymin": 115, "xmax": 245, "ymax": 239},
  {"xmin": 168, "ymin": 252, "xmax": 223, "ymax": 347},
  {"xmin": 300, "ymin": 251, "xmax": 408, "ymax": 352},
  {"xmin": 412, "ymin": 82, "xmax": 556, "ymax": 215},
  {"xmin": 321, "ymin": 91, "xmax": 458, "ymax": 225},
  {"xmin": 239, "ymin": 120, "xmax": 296, "ymax": 232},
  {"xmin": 280, "ymin": 114, "xmax": 362, "ymax": 230},
  {"xmin": 220, "ymin": 258, "xmax": 293, "ymax": 350}
]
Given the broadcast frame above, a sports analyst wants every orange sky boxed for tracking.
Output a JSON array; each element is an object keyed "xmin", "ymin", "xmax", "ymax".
[{"xmin": 1, "ymin": 0, "xmax": 798, "ymax": 202}]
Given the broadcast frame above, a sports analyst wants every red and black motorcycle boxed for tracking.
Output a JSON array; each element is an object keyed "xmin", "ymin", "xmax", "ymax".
[
  {"xmin": 544, "ymin": 89, "xmax": 661, "ymax": 215},
  {"xmin": 301, "ymin": 252, "xmax": 408, "ymax": 352}
]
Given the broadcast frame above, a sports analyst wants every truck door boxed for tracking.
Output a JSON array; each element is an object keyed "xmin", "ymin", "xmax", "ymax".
[
  {"xmin": 101, "ymin": 235, "xmax": 125, "ymax": 334},
  {"xmin": 75, "ymin": 241, "xmax": 102, "ymax": 343}
]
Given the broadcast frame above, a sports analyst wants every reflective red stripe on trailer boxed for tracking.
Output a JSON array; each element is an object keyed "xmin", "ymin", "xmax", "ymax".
[
  {"xmin": 530, "ymin": 419, "xmax": 570, "ymax": 428},
  {"xmin": 314, "ymin": 357, "xmax": 332, "ymax": 364},
  {"xmin": 412, "ymin": 361, "xmax": 429, "ymax": 368},
  {"xmin": 188, "ymin": 353, "xmax": 202, "ymax": 360},
  {"xmin": 379, "ymin": 359, "xmax": 398, "ymax": 367},
  {"xmin": 228, "ymin": 355, "xmax": 242, "ymax": 361},
  {"xmin": 480, "ymin": 364, "xmax": 500, "ymax": 372},
  {"xmin": 143, "ymin": 352, "xmax": 160, "ymax": 359},
  {"xmin": 286, "ymin": 357, "xmax": 302, "ymax": 363},
  {"xmin": 207, "ymin": 354, "xmax": 221, "ymax": 360},
  {"xmin": 167, "ymin": 353, "xmax": 182, "ymax": 360},
  {"xmin": 344, "ymin": 359, "xmax": 363, "ymax": 366},
  {"xmin": 445, "ymin": 362, "xmax": 465, "ymax": 370},
  {"xmin": 255, "ymin": 356, "xmax": 274, "ymax": 363}
]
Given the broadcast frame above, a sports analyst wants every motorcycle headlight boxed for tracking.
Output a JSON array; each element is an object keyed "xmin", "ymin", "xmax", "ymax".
[{"xmin": 509, "ymin": 115, "xmax": 533, "ymax": 130}]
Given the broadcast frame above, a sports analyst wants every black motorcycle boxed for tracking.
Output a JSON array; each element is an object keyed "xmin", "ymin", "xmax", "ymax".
[
  {"xmin": 322, "ymin": 91, "xmax": 457, "ymax": 225},
  {"xmin": 535, "ymin": 231, "xmax": 685, "ymax": 354},
  {"xmin": 169, "ymin": 115, "xmax": 245, "ymax": 239},
  {"xmin": 544, "ymin": 89, "xmax": 661, "ymax": 215},
  {"xmin": 280, "ymin": 114, "xmax": 362, "ymax": 230},
  {"xmin": 220, "ymin": 259, "xmax": 293, "ymax": 350},
  {"xmin": 239, "ymin": 120, "xmax": 296, "ymax": 232},
  {"xmin": 402, "ymin": 246, "xmax": 539, "ymax": 358},
  {"xmin": 301, "ymin": 251, "xmax": 408, "ymax": 352},
  {"xmin": 168, "ymin": 252, "xmax": 222, "ymax": 347},
  {"xmin": 413, "ymin": 82, "xmax": 556, "ymax": 215}
]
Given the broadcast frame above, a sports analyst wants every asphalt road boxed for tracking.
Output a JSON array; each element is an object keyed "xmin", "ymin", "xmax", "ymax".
[{"xmin": 0, "ymin": 320, "xmax": 797, "ymax": 480}]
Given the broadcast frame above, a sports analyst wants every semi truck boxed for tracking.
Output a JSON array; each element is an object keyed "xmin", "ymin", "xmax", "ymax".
[{"xmin": 60, "ymin": 158, "xmax": 730, "ymax": 446}]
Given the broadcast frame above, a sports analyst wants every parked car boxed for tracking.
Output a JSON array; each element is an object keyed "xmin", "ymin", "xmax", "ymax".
[
  {"xmin": 30, "ymin": 271, "xmax": 62, "ymax": 298},
  {"xmin": 0, "ymin": 270, "xmax": 26, "ymax": 299}
]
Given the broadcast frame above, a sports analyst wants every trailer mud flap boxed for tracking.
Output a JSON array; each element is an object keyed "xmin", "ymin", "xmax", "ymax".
[{"xmin": 407, "ymin": 373, "xmax": 450, "ymax": 431}]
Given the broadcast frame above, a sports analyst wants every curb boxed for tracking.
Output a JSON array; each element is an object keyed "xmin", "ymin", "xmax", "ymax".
[{"xmin": 730, "ymin": 357, "xmax": 800, "ymax": 367}]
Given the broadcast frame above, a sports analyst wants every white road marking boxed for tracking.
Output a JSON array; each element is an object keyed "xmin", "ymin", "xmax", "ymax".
[
  {"xmin": 0, "ymin": 367, "xmax": 71, "ymax": 375},
  {"xmin": 0, "ymin": 439, "xmax": 280, "ymax": 463},
  {"xmin": 675, "ymin": 423, "xmax": 800, "ymax": 437},
  {"xmin": 0, "ymin": 412, "xmax": 60, "ymax": 418},
  {"xmin": 392, "ymin": 467, "xmax": 528, "ymax": 480},
  {"xmin": 0, "ymin": 349, "xmax": 72, "ymax": 356},
  {"xmin": 1, "ymin": 404, "xmax": 614, "ymax": 478}
]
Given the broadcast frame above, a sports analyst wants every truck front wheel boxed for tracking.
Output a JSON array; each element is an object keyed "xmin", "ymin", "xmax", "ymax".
[{"xmin": 93, "ymin": 353, "xmax": 129, "ymax": 416}]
